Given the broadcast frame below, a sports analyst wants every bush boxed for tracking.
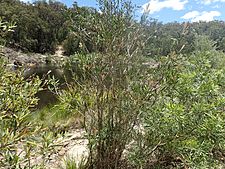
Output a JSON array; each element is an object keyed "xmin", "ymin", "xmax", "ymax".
[
  {"xmin": 0, "ymin": 58, "xmax": 38, "ymax": 167},
  {"xmin": 0, "ymin": 59, "xmax": 61, "ymax": 168},
  {"xmin": 128, "ymin": 38, "xmax": 225, "ymax": 168},
  {"xmin": 60, "ymin": 17, "xmax": 225, "ymax": 169},
  {"xmin": 0, "ymin": 17, "xmax": 16, "ymax": 46},
  {"xmin": 0, "ymin": 20, "xmax": 58, "ymax": 168},
  {"xmin": 63, "ymin": 32, "xmax": 80, "ymax": 56},
  {"xmin": 2, "ymin": 1, "xmax": 224, "ymax": 168},
  {"xmin": 59, "ymin": 0, "xmax": 147, "ymax": 168},
  {"xmin": 53, "ymin": 2, "xmax": 225, "ymax": 168}
]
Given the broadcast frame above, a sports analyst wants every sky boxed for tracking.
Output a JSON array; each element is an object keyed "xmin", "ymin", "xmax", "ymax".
[{"xmin": 20, "ymin": 0, "xmax": 225, "ymax": 23}]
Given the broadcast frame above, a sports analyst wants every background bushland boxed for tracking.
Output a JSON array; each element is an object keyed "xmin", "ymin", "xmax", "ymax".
[
  {"xmin": 1, "ymin": 0, "xmax": 225, "ymax": 169},
  {"xmin": 1, "ymin": 0, "xmax": 225, "ymax": 55}
]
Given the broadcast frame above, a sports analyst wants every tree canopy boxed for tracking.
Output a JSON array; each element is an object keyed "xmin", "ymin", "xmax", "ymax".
[{"xmin": 1, "ymin": 0, "xmax": 225, "ymax": 56}]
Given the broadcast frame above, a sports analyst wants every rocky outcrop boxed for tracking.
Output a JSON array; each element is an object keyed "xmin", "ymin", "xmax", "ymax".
[
  {"xmin": 1, "ymin": 47, "xmax": 65, "ymax": 70},
  {"xmin": 1, "ymin": 47, "xmax": 68, "ymax": 108}
]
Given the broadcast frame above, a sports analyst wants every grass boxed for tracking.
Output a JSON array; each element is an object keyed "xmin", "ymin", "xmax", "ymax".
[
  {"xmin": 30, "ymin": 101, "xmax": 84, "ymax": 134},
  {"xmin": 60, "ymin": 156, "xmax": 87, "ymax": 169}
]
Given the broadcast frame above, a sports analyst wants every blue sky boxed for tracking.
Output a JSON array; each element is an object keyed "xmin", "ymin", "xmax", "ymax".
[{"xmin": 21, "ymin": 0, "xmax": 225, "ymax": 23}]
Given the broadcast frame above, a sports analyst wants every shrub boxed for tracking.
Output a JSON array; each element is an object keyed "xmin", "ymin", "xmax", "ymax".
[
  {"xmin": 59, "ymin": 0, "xmax": 148, "ymax": 168},
  {"xmin": 0, "ymin": 20, "xmax": 57, "ymax": 168},
  {"xmin": 0, "ymin": 58, "xmax": 39, "ymax": 167},
  {"xmin": 129, "ymin": 38, "xmax": 225, "ymax": 168},
  {"xmin": 0, "ymin": 17, "xmax": 16, "ymax": 46},
  {"xmin": 63, "ymin": 32, "xmax": 80, "ymax": 56}
]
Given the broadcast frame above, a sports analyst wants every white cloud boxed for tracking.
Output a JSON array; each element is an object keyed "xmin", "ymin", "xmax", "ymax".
[
  {"xmin": 201, "ymin": 0, "xmax": 225, "ymax": 5},
  {"xmin": 181, "ymin": 11, "xmax": 199, "ymax": 19},
  {"xmin": 181, "ymin": 11, "xmax": 221, "ymax": 22},
  {"xmin": 142, "ymin": 0, "xmax": 188, "ymax": 14}
]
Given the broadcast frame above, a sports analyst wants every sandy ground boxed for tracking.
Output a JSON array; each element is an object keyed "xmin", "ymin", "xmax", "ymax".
[{"xmin": 46, "ymin": 128, "xmax": 89, "ymax": 169}]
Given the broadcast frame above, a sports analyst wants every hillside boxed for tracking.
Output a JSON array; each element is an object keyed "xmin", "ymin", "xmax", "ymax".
[
  {"xmin": 1, "ymin": 0, "xmax": 225, "ymax": 169},
  {"xmin": 1, "ymin": 0, "xmax": 225, "ymax": 56}
]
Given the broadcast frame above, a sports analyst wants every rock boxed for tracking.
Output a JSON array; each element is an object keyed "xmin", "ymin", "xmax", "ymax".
[
  {"xmin": 45, "ymin": 128, "xmax": 89, "ymax": 169},
  {"xmin": 1, "ymin": 47, "xmax": 66, "ymax": 69},
  {"xmin": 1, "ymin": 47, "xmax": 69, "ymax": 108}
]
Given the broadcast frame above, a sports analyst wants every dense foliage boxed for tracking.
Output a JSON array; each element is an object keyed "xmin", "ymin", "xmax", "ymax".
[
  {"xmin": 1, "ymin": 0, "xmax": 225, "ymax": 56},
  {"xmin": 57, "ymin": 1, "xmax": 225, "ymax": 168},
  {"xmin": 1, "ymin": 0, "xmax": 225, "ymax": 168},
  {"xmin": 130, "ymin": 39, "xmax": 225, "ymax": 168},
  {"xmin": 0, "ymin": 0, "xmax": 68, "ymax": 53},
  {"xmin": 0, "ymin": 21, "xmax": 59, "ymax": 168}
]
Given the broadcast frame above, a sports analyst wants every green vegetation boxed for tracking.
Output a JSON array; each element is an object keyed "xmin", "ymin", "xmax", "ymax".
[
  {"xmin": 0, "ymin": 20, "xmax": 60, "ymax": 168},
  {"xmin": 0, "ymin": 59, "xmax": 58, "ymax": 168},
  {"xmin": 1, "ymin": 0, "xmax": 225, "ymax": 55},
  {"xmin": 0, "ymin": 0, "xmax": 68, "ymax": 53},
  {"xmin": 0, "ymin": 17, "xmax": 16, "ymax": 46},
  {"xmin": 1, "ymin": 0, "xmax": 225, "ymax": 168}
]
